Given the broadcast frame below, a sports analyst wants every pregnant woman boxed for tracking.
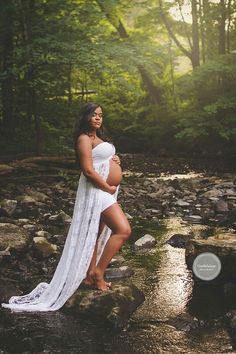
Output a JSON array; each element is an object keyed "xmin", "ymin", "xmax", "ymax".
[
  {"xmin": 76, "ymin": 102, "xmax": 132, "ymax": 291},
  {"xmin": 1, "ymin": 102, "xmax": 131, "ymax": 312}
]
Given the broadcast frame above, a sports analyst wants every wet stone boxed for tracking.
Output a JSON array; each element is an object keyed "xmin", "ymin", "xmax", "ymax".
[
  {"xmin": 33, "ymin": 236, "xmax": 58, "ymax": 258},
  {"xmin": 176, "ymin": 200, "xmax": 191, "ymax": 207},
  {"xmin": 166, "ymin": 234, "xmax": 193, "ymax": 248},
  {"xmin": 16, "ymin": 195, "xmax": 37, "ymax": 204},
  {"xmin": 23, "ymin": 224, "xmax": 37, "ymax": 232},
  {"xmin": 184, "ymin": 215, "xmax": 202, "ymax": 224},
  {"xmin": 17, "ymin": 218, "xmax": 31, "ymax": 225},
  {"xmin": 35, "ymin": 230, "xmax": 52, "ymax": 238},
  {"xmin": 109, "ymin": 255, "xmax": 126, "ymax": 267},
  {"xmin": 215, "ymin": 199, "xmax": 229, "ymax": 213},
  {"xmin": 185, "ymin": 233, "xmax": 236, "ymax": 282},
  {"xmin": 25, "ymin": 190, "xmax": 49, "ymax": 203},
  {"xmin": 0, "ymin": 199, "xmax": 17, "ymax": 217},
  {"xmin": 133, "ymin": 234, "xmax": 156, "ymax": 251},
  {"xmin": 0, "ymin": 223, "xmax": 29, "ymax": 253},
  {"xmin": 105, "ymin": 265, "xmax": 134, "ymax": 279},
  {"xmin": 64, "ymin": 283, "xmax": 145, "ymax": 328},
  {"xmin": 49, "ymin": 211, "xmax": 72, "ymax": 224}
]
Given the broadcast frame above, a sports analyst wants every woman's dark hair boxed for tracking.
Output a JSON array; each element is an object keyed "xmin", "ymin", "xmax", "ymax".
[{"xmin": 73, "ymin": 102, "xmax": 112, "ymax": 167}]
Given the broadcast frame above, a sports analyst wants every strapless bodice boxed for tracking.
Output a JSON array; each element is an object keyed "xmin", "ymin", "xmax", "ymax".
[{"xmin": 92, "ymin": 141, "xmax": 115, "ymax": 165}]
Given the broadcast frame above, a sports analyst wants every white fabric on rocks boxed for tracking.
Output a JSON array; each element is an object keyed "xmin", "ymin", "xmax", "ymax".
[{"xmin": 1, "ymin": 142, "xmax": 119, "ymax": 312}]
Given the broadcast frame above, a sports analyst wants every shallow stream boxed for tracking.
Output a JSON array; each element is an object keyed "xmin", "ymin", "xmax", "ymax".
[
  {"xmin": 0, "ymin": 215, "xmax": 234, "ymax": 353},
  {"xmin": 0, "ymin": 158, "xmax": 235, "ymax": 353}
]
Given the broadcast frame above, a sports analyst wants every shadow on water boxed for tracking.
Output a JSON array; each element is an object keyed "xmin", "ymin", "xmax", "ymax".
[{"xmin": 0, "ymin": 217, "xmax": 234, "ymax": 351}]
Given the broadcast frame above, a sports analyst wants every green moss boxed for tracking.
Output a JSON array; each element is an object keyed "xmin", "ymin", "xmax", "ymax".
[{"xmin": 121, "ymin": 217, "xmax": 167, "ymax": 272}]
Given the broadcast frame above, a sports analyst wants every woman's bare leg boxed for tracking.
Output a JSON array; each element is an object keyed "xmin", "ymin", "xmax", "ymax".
[
  {"xmin": 83, "ymin": 219, "xmax": 106, "ymax": 285},
  {"xmin": 90, "ymin": 202, "xmax": 132, "ymax": 291}
]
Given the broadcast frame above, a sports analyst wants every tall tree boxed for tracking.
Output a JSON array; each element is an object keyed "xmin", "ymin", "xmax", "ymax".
[
  {"xmin": 219, "ymin": 0, "xmax": 227, "ymax": 55},
  {"xmin": 191, "ymin": 0, "xmax": 200, "ymax": 66},
  {"xmin": 159, "ymin": 0, "xmax": 200, "ymax": 68},
  {"xmin": 0, "ymin": 0, "xmax": 15, "ymax": 139},
  {"xmin": 96, "ymin": 0, "xmax": 163, "ymax": 104}
]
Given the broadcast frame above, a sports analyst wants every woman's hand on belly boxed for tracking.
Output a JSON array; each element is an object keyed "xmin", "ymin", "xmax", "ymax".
[
  {"xmin": 112, "ymin": 154, "xmax": 121, "ymax": 165},
  {"xmin": 107, "ymin": 185, "xmax": 117, "ymax": 194}
]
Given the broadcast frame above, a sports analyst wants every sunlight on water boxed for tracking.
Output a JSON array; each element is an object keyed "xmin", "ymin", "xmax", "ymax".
[
  {"xmin": 134, "ymin": 217, "xmax": 193, "ymax": 321},
  {"xmin": 157, "ymin": 172, "xmax": 204, "ymax": 180},
  {"xmin": 123, "ymin": 170, "xmax": 204, "ymax": 180}
]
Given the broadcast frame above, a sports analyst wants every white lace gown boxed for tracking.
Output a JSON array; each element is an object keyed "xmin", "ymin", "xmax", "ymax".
[{"xmin": 1, "ymin": 142, "xmax": 119, "ymax": 312}]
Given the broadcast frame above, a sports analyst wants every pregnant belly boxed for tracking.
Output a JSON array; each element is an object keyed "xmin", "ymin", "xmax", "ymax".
[{"xmin": 106, "ymin": 159, "xmax": 122, "ymax": 186}]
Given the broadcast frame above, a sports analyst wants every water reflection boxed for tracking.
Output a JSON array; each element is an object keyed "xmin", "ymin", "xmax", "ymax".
[
  {"xmin": 132, "ymin": 217, "xmax": 193, "ymax": 321},
  {"xmin": 152, "ymin": 244, "xmax": 193, "ymax": 320}
]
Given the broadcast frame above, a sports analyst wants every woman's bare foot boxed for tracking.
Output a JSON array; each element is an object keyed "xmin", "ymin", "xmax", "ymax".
[
  {"xmin": 83, "ymin": 269, "xmax": 111, "ymax": 289},
  {"xmin": 82, "ymin": 270, "xmax": 94, "ymax": 285},
  {"xmin": 89, "ymin": 268, "xmax": 112, "ymax": 291}
]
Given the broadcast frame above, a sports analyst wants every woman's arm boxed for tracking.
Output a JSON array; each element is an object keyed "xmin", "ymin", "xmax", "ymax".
[{"xmin": 76, "ymin": 134, "xmax": 116, "ymax": 194}]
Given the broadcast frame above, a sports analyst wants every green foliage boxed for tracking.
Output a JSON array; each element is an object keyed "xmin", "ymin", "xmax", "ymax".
[
  {"xmin": 0, "ymin": 0, "xmax": 236, "ymax": 157},
  {"xmin": 57, "ymin": 170, "xmax": 78, "ymax": 189},
  {"xmin": 175, "ymin": 54, "xmax": 236, "ymax": 153}
]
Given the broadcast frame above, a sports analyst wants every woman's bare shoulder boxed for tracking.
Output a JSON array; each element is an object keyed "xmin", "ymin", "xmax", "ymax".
[{"xmin": 77, "ymin": 134, "xmax": 91, "ymax": 145}]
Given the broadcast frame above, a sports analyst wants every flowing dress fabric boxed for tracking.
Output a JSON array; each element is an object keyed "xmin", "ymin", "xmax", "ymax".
[{"xmin": 1, "ymin": 142, "xmax": 119, "ymax": 312}]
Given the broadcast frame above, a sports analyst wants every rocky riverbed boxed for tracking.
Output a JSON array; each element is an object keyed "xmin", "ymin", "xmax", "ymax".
[{"xmin": 0, "ymin": 153, "xmax": 236, "ymax": 353}]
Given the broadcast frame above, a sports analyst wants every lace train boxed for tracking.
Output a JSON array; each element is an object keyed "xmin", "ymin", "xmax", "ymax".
[{"xmin": 1, "ymin": 159, "xmax": 119, "ymax": 312}]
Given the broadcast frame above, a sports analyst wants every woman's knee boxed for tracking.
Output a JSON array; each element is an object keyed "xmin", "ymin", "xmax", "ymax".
[{"xmin": 119, "ymin": 223, "xmax": 132, "ymax": 240}]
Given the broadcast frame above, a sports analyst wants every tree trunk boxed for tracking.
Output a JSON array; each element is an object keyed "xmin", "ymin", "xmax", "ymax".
[
  {"xmin": 226, "ymin": 0, "xmax": 231, "ymax": 53},
  {"xmin": 219, "ymin": 0, "xmax": 226, "ymax": 54},
  {"xmin": 159, "ymin": 0, "xmax": 201, "ymax": 69},
  {"xmin": 32, "ymin": 89, "xmax": 43, "ymax": 153},
  {"xmin": 191, "ymin": 0, "xmax": 200, "ymax": 67},
  {"xmin": 68, "ymin": 64, "xmax": 72, "ymax": 103},
  {"xmin": 168, "ymin": 38, "xmax": 178, "ymax": 112},
  {"xmin": 199, "ymin": 0, "xmax": 206, "ymax": 63},
  {"xmin": 1, "ymin": 0, "xmax": 15, "ymax": 139},
  {"xmin": 96, "ymin": 0, "xmax": 162, "ymax": 104},
  {"xmin": 23, "ymin": 0, "xmax": 42, "ymax": 153}
]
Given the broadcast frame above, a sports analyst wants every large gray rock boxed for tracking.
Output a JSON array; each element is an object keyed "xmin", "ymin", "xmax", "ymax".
[
  {"xmin": 202, "ymin": 189, "xmax": 223, "ymax": 199},
  {"xmin": 25, "ymin": 190, "xmax": 49, "ymax": 203},
  {"xmin": 166, "ymin": 234, "xmax": 193, "ymax": 248},
  {"xmin": 0, "ymin": 223, "xmax": 29, "ymax": 252},
  {"xmin": 49, "ymin": 211, "xmax": 72, "ymax": 224},
  {"xmin": 33, "ymin": 236, "xmax": 58, "ymax": 258},
  {"xmin": 133, "ymin": 234, "xmax": 156, "ymax": 251},
  {"xmin": 35, "ymin": 230, "xmax": 52, "ymax": 238},
  {"xmin": 185, "ymin": 233, "xmax": 236, "ymax": 282},
  {"xmin": 16, "ymin": 195, "xmax": 37, "ymax": 204},
  {"xmin": 105, "ymin": 266, "xmax": 134, "ymax": 279},
  {"xmin": 214, "ymin": 199, "xmax": 229, "ymax": 213},
  {"xmin": 109, "ymin": 255, "xmax": 126, "ymax": 267},
  {"xmin": 64, "ymin": 283, "xmax": 145, "ymax": 328},
  {"xmin": 184, "ymin": 215, "xmax": 202, "ymax": 224},
  {"xmin": 176, "ymin": 200, "xmax": 190, "ymax": 207},
  {"xmin": 0, "ymin": 199, "xmax": 17, "ymax": 217}
]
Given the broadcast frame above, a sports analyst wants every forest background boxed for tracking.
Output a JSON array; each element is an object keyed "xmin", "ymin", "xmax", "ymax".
[{"xmin": 1, "ymin": 0, "xmax": 236, "ymax": 157}]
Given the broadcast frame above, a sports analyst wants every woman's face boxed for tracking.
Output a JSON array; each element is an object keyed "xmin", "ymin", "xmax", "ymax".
[{"xmin": 89, "ymin": 106, "xmax": 103, "ymax": 130}]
